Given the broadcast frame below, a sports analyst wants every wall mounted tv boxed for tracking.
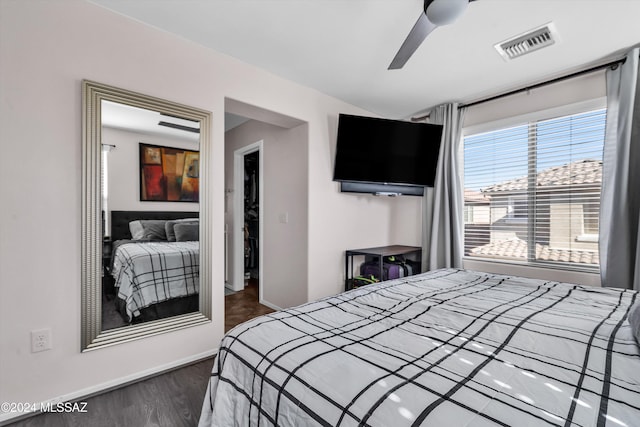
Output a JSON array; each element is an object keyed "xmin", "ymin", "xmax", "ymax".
[{"xmin": 333, "ymin": 114, "xmax": 443, "ymax": 196}]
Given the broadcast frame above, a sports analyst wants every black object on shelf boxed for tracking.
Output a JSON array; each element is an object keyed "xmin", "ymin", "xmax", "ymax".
[
  {"xmin": 344, "ymin": 245, "xmax": 422, "ymax": 291},
  {"xmin": 346, "ymin": 275, "xmax": 380, "ymax": 291}
]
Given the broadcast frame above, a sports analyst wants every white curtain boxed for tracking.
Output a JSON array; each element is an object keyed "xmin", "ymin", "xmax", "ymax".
[
  {"xmin": 600, "ymin": 47, "xmax": 640, "ymax": 291},
  {"xmin": 423, "ymin": 103, "xmax": 466, "ymax": 270}
]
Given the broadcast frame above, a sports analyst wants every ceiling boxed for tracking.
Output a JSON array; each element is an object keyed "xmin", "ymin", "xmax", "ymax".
[
  {"xmin": 90, "ymin": 0, "xmax": 640, "ymax": 119},
  {"xmin": 102, "ymin": 100, "xmax": 200, "ymax": 140}
]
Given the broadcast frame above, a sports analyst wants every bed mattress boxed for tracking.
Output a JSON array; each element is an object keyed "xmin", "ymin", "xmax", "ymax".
[
  {"xmin": 111, "ymin": 240, "xmax": 199, "ymax": 321},
  {"xmin": 199, "ymin": 268, "xmax": 639, "ymax": 426}
]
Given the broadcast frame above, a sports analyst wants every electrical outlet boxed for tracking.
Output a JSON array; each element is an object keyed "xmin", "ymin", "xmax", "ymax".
[{"xmin": 31, "ymin": 328, "xmax": 52, "ymax": 353}]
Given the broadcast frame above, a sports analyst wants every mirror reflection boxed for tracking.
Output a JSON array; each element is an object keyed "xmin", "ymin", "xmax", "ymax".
[
  {"xmin": 100, "ymin": 100, "xmax": 201, "ymax": 331},
  {"xmin": 82, "ymin": 80, "xmax": 211, "ymax": 351}
]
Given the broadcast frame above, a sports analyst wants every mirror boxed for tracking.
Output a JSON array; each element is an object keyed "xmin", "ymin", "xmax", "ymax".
[{"xmin": 82, "ymin": 80, "xmax": 212, "ymax": 351}]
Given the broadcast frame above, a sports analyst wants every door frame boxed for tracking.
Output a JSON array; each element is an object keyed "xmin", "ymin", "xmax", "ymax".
[{"xmin": 231, "ymin": 140, "xmax": 264, "ymax": 301}]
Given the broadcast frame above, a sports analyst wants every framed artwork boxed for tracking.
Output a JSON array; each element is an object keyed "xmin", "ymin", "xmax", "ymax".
[{"xmin": 139, "ymin": 143, "xmax": 199, "ymax": 202}]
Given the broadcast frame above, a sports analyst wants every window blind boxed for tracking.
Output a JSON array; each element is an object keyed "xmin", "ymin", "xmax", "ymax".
[{"xmin": 463, "ymin": 108, "xmax": 606, "ymax": 270}]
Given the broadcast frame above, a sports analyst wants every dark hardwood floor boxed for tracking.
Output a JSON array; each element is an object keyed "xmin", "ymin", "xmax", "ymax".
[
  {"xmin": 225, "ymin": 279, "xmax": 275, "ymax": 332},
  {"xmin": 7, "ymin": 280, "xmax": 274, "ymax": 427}
]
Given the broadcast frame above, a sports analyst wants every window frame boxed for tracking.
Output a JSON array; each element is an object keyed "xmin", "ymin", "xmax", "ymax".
[{"xmin": 461, "ymin": 97, "xmax": 606, "ymax": 274}]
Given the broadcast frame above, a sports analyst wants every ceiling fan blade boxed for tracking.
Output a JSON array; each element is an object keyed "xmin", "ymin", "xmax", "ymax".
[{"xmin": 388, "ymin": 12, "xmax": 438, "ymax": 70}]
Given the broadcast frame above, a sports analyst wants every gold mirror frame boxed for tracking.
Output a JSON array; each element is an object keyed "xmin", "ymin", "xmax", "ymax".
[{"xmin": 81, "ymin": 80, "xmax": 212, "ymax": 351}]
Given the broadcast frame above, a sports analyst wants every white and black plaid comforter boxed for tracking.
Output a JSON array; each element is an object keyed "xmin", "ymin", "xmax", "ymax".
[
  {"xmin": 112, "ymin": 241, "xmax": 199, "ymax": 320},
  {"xmin": 199, "ymin": 268, "xmax": 640, "ymax": 427}
]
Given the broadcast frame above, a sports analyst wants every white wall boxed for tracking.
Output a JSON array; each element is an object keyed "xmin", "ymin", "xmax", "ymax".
[
  {"xmin": 463, "ymin": 70, "xmax": 606, "ymax": 128},
  {"xmin": 224, "ymin": 120, "xmax": 309, "ymax": 308},
  {"xmin": 306, "ymin": 111, "xmax": 426, "ymax": 300},
  {"xmin": 103, "ymin": 126, "xmax": 199, "ymax": 215},
  {"xmin": 0, "ymin": 0, "xmax": 420, "ymax": 417}
]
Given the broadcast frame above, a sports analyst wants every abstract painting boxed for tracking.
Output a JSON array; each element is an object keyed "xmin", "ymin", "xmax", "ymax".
[{"xmin": 139, "ymin": 143, "xmax": 199, "ymax": 202}]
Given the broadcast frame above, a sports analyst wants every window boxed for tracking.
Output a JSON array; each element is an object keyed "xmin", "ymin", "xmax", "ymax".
[
  {"xmin": 464, "ymin": 206, "xmax": 474, "ymax": 224},
  {"xmin": 507, "ymin": 196, "xmax": 528, "ymax": 221},
  {"xmin": 463, "ymin": 107, "xmax": 606, "ymax": 270}
]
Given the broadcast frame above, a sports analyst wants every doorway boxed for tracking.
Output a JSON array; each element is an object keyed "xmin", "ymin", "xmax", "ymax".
[
  {"xmin": 244, "ymin": 151, "xmax": 259, "ymax": 282},
  {"xmin": 232, "ymin": 141, "xmax": 264, "ymax": 301}
]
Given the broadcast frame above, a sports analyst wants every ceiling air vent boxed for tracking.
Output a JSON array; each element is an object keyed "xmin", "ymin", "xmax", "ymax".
[{"xmin": 495, "ymin": 23, "xmax": 558, "ymax": 61}]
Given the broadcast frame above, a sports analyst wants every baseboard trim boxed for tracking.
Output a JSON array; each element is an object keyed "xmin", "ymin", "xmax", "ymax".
[
  {"xmin": 0, "ymin": 348, "xmax": 218, "ymax": 426},
  {"xmin": 259, "ymin": 298, "xmax": 282, "ymax": 312}
]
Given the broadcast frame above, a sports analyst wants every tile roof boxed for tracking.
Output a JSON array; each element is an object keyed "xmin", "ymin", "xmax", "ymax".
[
  {"xmin": 469, "ymin": 238, "xmax": 599, "ymax": 265},
  {"xmin": 464, "ymin": 189, "xmax": 490, "ymax": 204},
  {"xmin": 482, "ymin": 159, "xmax": 602, "ymax": 193}
]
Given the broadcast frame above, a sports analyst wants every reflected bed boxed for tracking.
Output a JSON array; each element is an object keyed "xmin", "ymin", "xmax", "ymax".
[
  {"xmin": 109, "ymin": 210, "xmax": 199, "ymax": 324},
  {"xmin": 199, "ymin": 268, "xmax": 640, "ymax": 426}
]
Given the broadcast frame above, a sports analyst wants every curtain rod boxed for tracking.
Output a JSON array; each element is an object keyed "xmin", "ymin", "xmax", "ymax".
[{"xmin": 411, "ymin": 56, "xmax": 625, "ymax": 122}]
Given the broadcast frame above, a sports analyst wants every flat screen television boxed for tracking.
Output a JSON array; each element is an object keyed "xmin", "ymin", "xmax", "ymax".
[{"xmin": 333, "ymin": 114, "xmax": 443, "ymax": 194}]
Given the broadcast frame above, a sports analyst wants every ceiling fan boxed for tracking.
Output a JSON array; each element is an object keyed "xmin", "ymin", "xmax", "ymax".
[{"xmin": 389, "ymin": 0, "xmax": 476, "ymax": 70}]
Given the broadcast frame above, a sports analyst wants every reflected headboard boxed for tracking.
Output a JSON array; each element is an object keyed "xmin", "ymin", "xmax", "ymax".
[{"xmin": 110, "ymin": 210, "xmax": 199, "ymax": 241}]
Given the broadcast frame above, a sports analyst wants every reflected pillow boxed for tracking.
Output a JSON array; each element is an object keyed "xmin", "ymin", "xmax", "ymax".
[
  {"xmin": 129, "ymin": 221, "xmax": 144, "ymax": 240},
  {"xmin": 129, "ymin": 220, "xmax": 167, "ymax": 241},
  {"xmin": 165, "ymin": 218, "xmax": 199, "ymax": 241},
  {"xmin": 174, "ymin": 223, "xmax": 199, "ymax": 242},
  {"xmin": 629, "ymin": 300, "xmax": 640, "ymax": 347}
]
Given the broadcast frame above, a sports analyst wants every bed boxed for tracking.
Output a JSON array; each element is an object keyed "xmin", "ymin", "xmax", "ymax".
[
  {"xmin": 109, "ymin": 210, "xmax": 200, "ymax": 324},
  {"xmin": 199, "ymin": 268, "xmax": 640, "ymax": 426}
]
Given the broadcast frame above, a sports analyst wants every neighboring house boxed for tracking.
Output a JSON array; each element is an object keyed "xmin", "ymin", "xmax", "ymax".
[
  {"xmin": 466, "ymin": 159, "xmax": 601, "ymax": 265},
  {"xmin": 464, "ymin": 189, "xmax": 491, "ymax": 224},
  {"xmin": 463, "ymin": 189, "xmax": 491, "ymax": 255}
]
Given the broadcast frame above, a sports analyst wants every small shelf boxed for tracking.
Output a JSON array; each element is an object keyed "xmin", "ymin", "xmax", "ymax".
[{"xmin": 344, "ymin": 245, "xmax": 422, "ymax": 291}]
